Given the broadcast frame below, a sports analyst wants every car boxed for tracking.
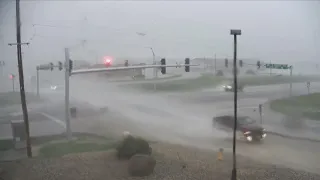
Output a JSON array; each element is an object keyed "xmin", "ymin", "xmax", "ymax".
[
  {"xmin": 222, "ymin": 84, "xmax": 244, "ymax": 92},
  {"xmin": 212, "ymin": 115, "xmax": 266, "ymax": 142},
  {"xmin": 50, "ymin": 85, "xmax": 57, "ymax": 90}
]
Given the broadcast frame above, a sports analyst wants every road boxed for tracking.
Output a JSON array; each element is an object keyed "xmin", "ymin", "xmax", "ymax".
[{"xmin": 66, "ymin": 74, "xmax": 320, "ymax": 174}]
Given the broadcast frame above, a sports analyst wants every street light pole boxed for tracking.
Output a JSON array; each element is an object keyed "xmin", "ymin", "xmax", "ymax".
[
  {"xmin": 150, "ymin": 47, "xmax": 156, "ymax": 77},
  {"xmin": 147, "ymin": 47, "xmax": 157, "ymax": 91},
  {"xmin": 230, "ymin": 29, "xmax": 241, "ymax": 180},
  {"xmin": 64, "ymin": 48, "xmax": 72, "ymax": 140}
]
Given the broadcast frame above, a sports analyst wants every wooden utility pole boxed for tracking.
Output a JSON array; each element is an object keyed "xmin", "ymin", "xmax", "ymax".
[{"xmin": 12, "ymin": 0, "xmax": 32, "ymax": 157}]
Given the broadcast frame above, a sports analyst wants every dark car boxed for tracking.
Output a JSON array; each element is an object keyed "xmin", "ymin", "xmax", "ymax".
[
  {"xmin": 223, "ymin": 84, "xmax": 244, "ymax": 92},
  {"xmin": 213, "ymin": 115, "xmax": 266, "ymax": 142}
]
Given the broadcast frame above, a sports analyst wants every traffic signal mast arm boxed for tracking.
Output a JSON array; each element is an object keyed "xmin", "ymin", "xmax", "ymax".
[{"xmin": 71, "ymin": 64, "xmax": 200, "ymax": 75}]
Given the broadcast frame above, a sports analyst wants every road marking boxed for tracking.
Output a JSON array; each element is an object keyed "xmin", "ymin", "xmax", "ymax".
[{"xmin": 37, "ymin": 112, "xmax": 66, "ymax": 128}]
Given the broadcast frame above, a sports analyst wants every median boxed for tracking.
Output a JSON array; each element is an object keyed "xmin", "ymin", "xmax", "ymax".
[
  {"xmin": 120, "ymin": 73, "xmax": 320, "ymax": 92},
  {"xmin": 270, "ymin": 93, "xmax": 320, "ymax": 120},
  {"xmin": 120, "ymin": 75, "xmax": 225, "ymax": 92}
]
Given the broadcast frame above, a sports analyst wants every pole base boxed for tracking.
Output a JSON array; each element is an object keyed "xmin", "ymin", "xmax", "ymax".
[{"xmin": 231, "ymin": 168, "xmax": 237, "ymax": 180}]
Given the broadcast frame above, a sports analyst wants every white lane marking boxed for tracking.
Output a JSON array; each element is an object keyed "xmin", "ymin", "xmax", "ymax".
[{"xmin": 37, "ymin": 112, "xmax": 66, "ymax": 129}]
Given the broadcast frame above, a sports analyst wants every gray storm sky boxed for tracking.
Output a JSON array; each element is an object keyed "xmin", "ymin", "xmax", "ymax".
[{"xmin": 0, "ymin": 0, "xmax": 319, "ymax": 72}]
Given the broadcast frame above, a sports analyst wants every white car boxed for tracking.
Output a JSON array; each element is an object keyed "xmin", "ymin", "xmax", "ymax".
[{"xmin": 50, "ymin": 85, "xmax": 58, "ymax": 90}]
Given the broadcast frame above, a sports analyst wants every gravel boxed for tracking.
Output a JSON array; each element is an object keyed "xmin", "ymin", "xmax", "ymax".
[{"xmin": 1, "ymin": 142, "xmax": 320, "ymax": 180}]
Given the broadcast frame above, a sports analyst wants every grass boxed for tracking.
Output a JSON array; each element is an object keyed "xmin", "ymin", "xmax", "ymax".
[
  {"xmin": 0, "ymin": 92, "xmax": 41, "ymax": 108},
  {"xmin": 270, "ymin": 93, "xmax": 320, "ymax": 120},
  {"xmin": 236, "ymin": 75, "xmax": 320, "ymax": 86},
  {"xmin": 123, "ymin": 75, "xmax": 224, "ymax": 92},
  {"xmin": 0, "ymin": 139, "xmax": 14, "ymax": 151},
  {"xmin": 38, "ymin": 138, "xmax": 117, "ymax": 158}
]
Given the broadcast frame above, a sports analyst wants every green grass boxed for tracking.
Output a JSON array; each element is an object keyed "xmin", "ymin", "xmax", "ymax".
[
  {"xmin": 270, "ymin": 93, "xmax": 320, "ymax": 120},
  {"xmin": 0, "ymin": 92, "xmax": 41, "ymax": 108},
  {"xmin": 123, "ymin": 75, "xmax": 224, "ymax": 92},
  {"xmin": 38, "ymin": 137, "xmax": 117, "ymax": 158}
]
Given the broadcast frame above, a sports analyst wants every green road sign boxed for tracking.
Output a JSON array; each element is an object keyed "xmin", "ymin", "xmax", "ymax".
[{"xmin": 265, "ymin": 63, "xmax": 291, "ymax": 69}]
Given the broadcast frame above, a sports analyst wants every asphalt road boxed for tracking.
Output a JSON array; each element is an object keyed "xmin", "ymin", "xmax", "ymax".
[{"xmin": 65, "ymin": 74, "xmax": 320, "ymax": 174}]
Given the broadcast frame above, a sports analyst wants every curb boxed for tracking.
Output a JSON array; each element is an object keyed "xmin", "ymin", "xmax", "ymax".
[{"xmin": 266, "ymin": 130, "xmax": 320, "ymax": 143}]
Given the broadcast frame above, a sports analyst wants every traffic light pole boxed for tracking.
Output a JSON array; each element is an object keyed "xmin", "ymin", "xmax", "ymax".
[
  {"xmin": 12, "ymin": 76, "xmax": 15, "ymax": 92},
  {"xmin": 289, "ymin": 66, "xmax": 293, "ymax": 97},
  {"xmin": 36, "ymin": 67, "xmax": 39, "ymax": 97},
  {"xmin": 64, "ymin": 48, "xmax": 72, "ymax": 140}
]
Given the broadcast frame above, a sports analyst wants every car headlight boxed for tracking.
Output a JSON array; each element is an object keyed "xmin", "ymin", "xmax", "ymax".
[
  {"xmin": 227, "ymin": 86, "xmax": 232, "ymax": 89},
  {"xmin": 50, "ymin": 86, "xmax": 57, "ymax": 90},
  {"xmin": 243, "ymin": 131, "xmax": 251, "ymax": 135}
]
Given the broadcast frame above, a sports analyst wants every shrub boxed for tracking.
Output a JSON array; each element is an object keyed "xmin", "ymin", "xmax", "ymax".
[{"xmin": 116, "ymin": 135, "xmax": 152, "ymax": 160}]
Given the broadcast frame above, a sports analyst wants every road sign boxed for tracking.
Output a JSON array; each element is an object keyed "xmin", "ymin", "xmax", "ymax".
[
  {"xmin": 37, "ymin": 64, "xmax": 51, "ymax": 70},
  {"xmin": 265, "ymin": 63, "xmax": 291, "ymax": 69}
]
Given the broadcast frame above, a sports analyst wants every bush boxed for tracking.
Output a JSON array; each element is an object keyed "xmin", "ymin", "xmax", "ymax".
[{"xmin": 116, "ymin": 135, "xmax": 152, "ymax": 160}]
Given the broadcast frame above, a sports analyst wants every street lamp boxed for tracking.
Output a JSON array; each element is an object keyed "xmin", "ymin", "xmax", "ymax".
[
  {"xmin": 146, "ymin": 47, "xmax": 156, "ymax": 77},
  {"xmin": 230, "ymin": 29, "xmax": 241, "ymax": 180}
]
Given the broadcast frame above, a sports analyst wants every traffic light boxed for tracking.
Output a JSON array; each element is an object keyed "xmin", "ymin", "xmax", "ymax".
[
  {"xmin": 58, "ymin": 61, "xmax": 63, "ymax": 71},
  {"xmin": 185, "ymin": 58, "xmax": 190, "ymax": 72},
  {"xmin": 239, "ymin": 60, "xmax": 243, "ymax": 67},
  {"xmin": 103, "ymin": 56, "xmax": 113, "ymax": 67},
  {"xmin": 257, "ymin": 61, "xmax": 261, "ymax": 69},
  {"xmin": 225, "ymin": 58, "xmax": 228, "ymax": 68},
  {"xmin": 69, "ymin": 59, "xmax": 73, "ymax": 74},
  {"xmin": 49, "ymin": 62, "xmax": 54, "ymax": 71},
  {"xmin": 160, "ymin": 58, "xmax": 166, "ymax": 74},
  {"xmin": 9, "ymin": 74, "xmax": 14, "ymax": 79}
]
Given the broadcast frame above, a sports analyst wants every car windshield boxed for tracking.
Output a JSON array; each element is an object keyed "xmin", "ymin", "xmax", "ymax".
[{"xmin": 238, "ymin": 116, "xmax": 255, "ymax": 125}]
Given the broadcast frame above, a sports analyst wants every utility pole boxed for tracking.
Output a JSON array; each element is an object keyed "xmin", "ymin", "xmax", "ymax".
[
  {"xmin": 9, "ymin": 0, "xmax": 32, "ymax": 157},
  {"xmin": 64, "ymin": 48, "xmax": 72, "ymax": 140},
  {"xmin": 230, "ymin": 29, "xmax": 241, "ymax": 180}
]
